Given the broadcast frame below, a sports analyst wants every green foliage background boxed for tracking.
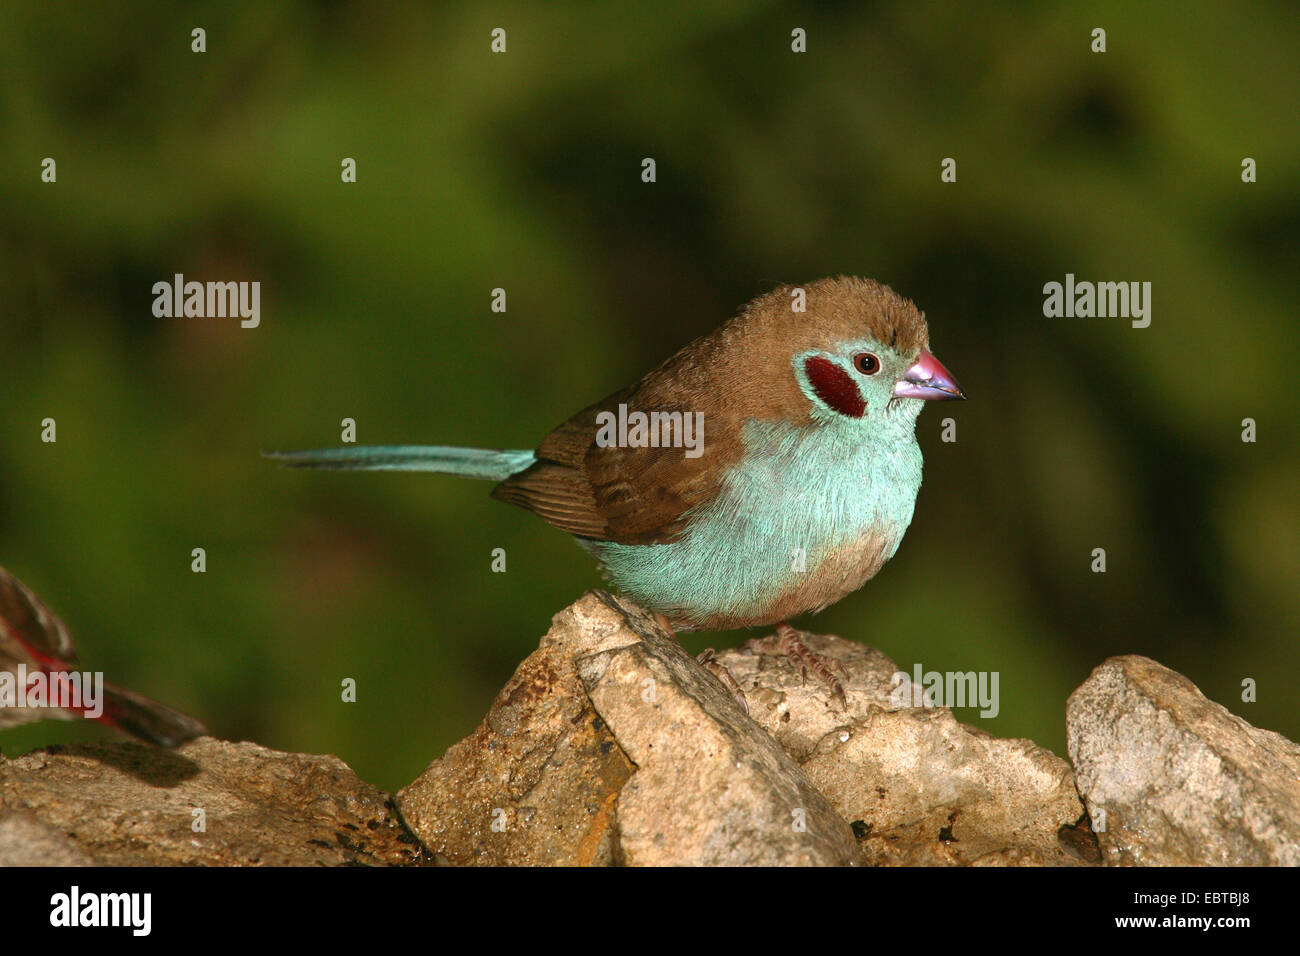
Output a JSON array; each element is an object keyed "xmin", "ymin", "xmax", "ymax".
[{"xmin": 1, "ymin": 3, "xmax": 1296, "ymax": 793}]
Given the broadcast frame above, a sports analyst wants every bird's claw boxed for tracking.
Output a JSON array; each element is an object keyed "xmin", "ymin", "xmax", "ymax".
[
  {"xmin": 697, "ymin": 647, "xmax": 749, "ymax": 715},
  {"xmin": 774, "ymin": 623, "xmax": 849, "ymax": 709}
]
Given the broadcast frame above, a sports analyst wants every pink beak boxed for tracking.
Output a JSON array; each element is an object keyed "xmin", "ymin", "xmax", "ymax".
[{"xmin": 893, "ymin": 348, "xmax": 966, "ymax": 401}]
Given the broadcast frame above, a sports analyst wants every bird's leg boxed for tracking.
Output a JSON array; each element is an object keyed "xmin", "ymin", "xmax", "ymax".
[
  {"xmin": 652, "ymin": 612, "xmax": 749, "ymax": 715},
  {"xmin": 696, "ymin": 648, "xmax": 749, "ymax": 715},
  {"xmin": 772, "ymin": 622, "xmax": 849, "ymax": 709}
]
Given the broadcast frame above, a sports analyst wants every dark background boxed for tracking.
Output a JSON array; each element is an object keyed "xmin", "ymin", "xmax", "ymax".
[{"xmin": 2, "ymin": 2, "xmax": 1296, "ymax": 792}]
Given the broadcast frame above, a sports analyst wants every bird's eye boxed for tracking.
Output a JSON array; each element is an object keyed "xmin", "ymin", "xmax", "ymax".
[{"xmin": 852, "ymin": 352, "xmax": 881, "ymax": 375}]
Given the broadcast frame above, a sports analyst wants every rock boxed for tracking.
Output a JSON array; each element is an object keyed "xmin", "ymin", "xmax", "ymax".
[
  {"xmin": 575, "ymin": 601, "xmax": 858, "ymax": 865},
  {"xmin": 0, "ymin": 810, "xmax": 96, "ymax": 866},
  {"xmin": 395, "ymin": 594, "xmax": 637, "ymax": 865},
  {"xmin": 10, "ymin": 596, "xmax": 1293, "ymax": 867},
  {"xmin": 397, "ymin": 591, "xmax": 860, "ymax": 865},
  {"xmin": 0, "ymin": 737, "xmax": 422, "ymax": 866},
  {"xmin": 1067, "ymin": 655, "xmax": 1300, "ymax": 866},
  {"xmin": 398, "ymin": 591, "xmax": 1092, "ymax": 866},
  {"xmin": 714, "ymin": 632, "xmax": 1091, "ymax": 865}
]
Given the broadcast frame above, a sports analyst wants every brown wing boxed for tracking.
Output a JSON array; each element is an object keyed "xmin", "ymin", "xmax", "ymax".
[
  {"xmin": 492, "ymin": 384, "xmax": 740, "ymax": 544},
  {"xmin": 0, "ymin": 566, "xmax": 77, "ymax": 663}
]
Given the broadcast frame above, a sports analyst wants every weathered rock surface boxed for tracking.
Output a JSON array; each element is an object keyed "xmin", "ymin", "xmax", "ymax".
[
  {"xmin": 398, "ymin": 592, "xmax": 859, "ymax": 865},
  {"xmin": 3, "ymin": 595, "xmax": 1296, "ymax": 867},
  {"xmin": 0, "ymin": 737, "xmax": 421, "ymax": 866},
  {"xmin": 715, "ymin": 632, "xmax": 1091, "ymax": 865},
  {"xmin": 1067, "ymin": 655, "xmax": 1300, "ymax": 866},
  {"xmin": 399, "ymin": 591, "xmax": 1093, "ymax": 866},
  {"xmin": 394, "ymin": 595, "xmax": 638, "ymax": 865},
  {"xmin": 0, "ymin": 809, "xmax": 96, "ymax": 866}
]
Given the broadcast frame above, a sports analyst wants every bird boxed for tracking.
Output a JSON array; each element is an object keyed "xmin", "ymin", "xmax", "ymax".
[
  {"xmin": 267, "ymin": 277, "xmax": 964, "ymax": 710},
  {"xmin": 0, "ymin": 566, "xmax": 206, "ymax": 747}
]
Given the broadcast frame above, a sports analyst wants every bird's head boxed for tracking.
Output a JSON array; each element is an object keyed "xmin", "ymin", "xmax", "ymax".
[
  {"xmin": 636, "ymin": 277, "xmax": 963, "ymax": 463},
  {"xmin": 716, "ymin": 277, "xmax": 964, "ymax": 436}
]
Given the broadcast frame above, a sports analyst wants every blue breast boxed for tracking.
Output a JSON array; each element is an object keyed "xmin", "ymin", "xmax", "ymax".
[{"xmin": 581, "ymin": 417, "xmax": 923, "ymax": 629}]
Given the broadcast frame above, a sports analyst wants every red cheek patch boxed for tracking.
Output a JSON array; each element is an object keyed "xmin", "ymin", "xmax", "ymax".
[{"xmin": 803, "ymin": 357, "xmax": 866, "ymax": 418}]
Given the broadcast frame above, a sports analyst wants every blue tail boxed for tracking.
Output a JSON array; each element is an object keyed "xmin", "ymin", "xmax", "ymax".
[{"xmin": 263, "ymin": 445, "xmax": 536, "ymax": 481}]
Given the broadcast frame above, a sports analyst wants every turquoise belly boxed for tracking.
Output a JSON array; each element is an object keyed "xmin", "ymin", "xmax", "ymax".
[{"xmin": 582, "ymin": 419, "xmax": 922, "ymax": 629}]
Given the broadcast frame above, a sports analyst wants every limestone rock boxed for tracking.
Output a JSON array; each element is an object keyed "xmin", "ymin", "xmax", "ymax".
[
  {"xmin": 0, "ymin": 809, "xmax": 96, "ymax": 866},
  {"xmin": 398, "ymin": 592, "xmax": 860, "ymax": 865},
  {"xmin": 715, "ymin": 633, "xmax": 1091, "ymax": 865},
  {"xmin": 574, "ymin": 601, "xmax": 859, "ymax": 865},
  {"xmin": 16, "ymin": 596, "xmax": 1294, "ymax": 868},
  {"xmin": 395, "ymin": 594, "xmax": 637, "ymax": 865},
  {"xmin": 0, "ymin": 737, "xmax": 421, "ymax": 866},
  {"xmin": 1067, "ymin": 655, "xmax": 1300, "ymax": 866},
  {"xmin": 398, "ymin": 591, "xmax": 1094, "ymax": 866}
]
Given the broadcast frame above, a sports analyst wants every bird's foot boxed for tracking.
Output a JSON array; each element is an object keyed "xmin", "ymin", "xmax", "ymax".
[
  {"xmin": 697, "ymin": 648, "xmax": 749, "ymax": 715},
  {"xmin": 753, "ymin": 623, "xmax": 850, "ymax": 709},
  {"xmin": 651, "ymin": 611, "xmax": 750, "ymax": 716}
]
